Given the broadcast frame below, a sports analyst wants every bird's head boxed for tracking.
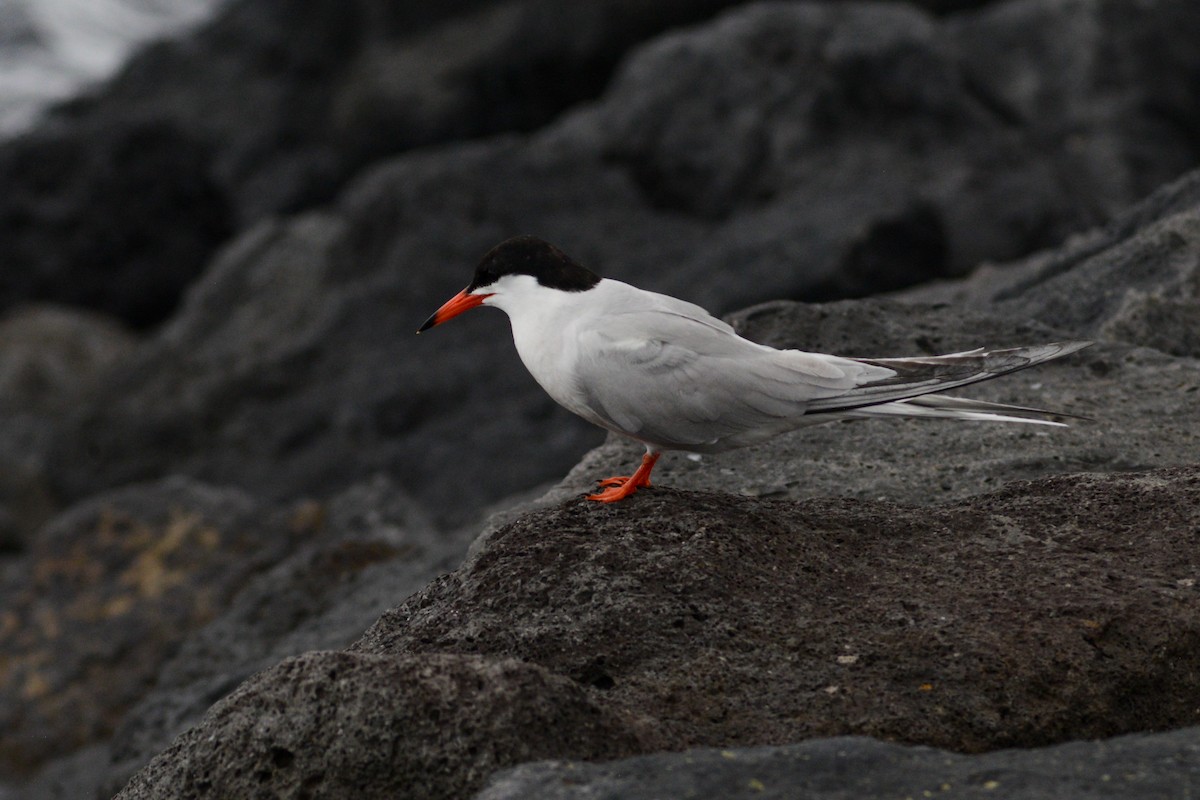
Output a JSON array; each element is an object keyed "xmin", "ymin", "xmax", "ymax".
[{"xmin": 417, "ymin": 236, "xmax": 600, "ymax": 332}]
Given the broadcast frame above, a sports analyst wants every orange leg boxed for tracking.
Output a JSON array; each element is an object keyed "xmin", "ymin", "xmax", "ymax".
[{"xmin": 586, "ymin": 451, "xmax": 661, "ymax": 503}]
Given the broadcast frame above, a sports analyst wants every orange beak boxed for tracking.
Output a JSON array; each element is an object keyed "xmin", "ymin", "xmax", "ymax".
[{"xmin": 417, "ymin": 288, "xmax": 492, "ymax": 333}]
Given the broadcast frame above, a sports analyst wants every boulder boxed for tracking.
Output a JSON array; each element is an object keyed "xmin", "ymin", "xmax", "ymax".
[
  {"xmin": 0, "ymin": 305, "xmax": 135, "ymax": 549},
  {"xmin": 0, "ymin": 478, "xmax": 289, "ymax": 777},
  {"xmin": 115, "ymin": 651, "xmax": 661, "ymax": 800},
  {"xmin": 0, "ymin": 0, "xmax": 758, "ymax": 326},
  {"xmin": 99, "ymin": 476, "xmax": 464, "ymax": 795},
  {"xmin": 114, "ymin": 466, "xmax": 1200, "ymax": 799}
]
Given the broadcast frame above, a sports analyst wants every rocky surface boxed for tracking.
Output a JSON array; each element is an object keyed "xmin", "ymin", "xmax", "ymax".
[
  {"xmin": 4, "ymin": 0, "xmax": 1200, "ymax": 798},
  {"xmin": 0, "ymin": 0, "xmax": 758, "ymax": 326},
  {"xmin": 0, "ymin": 305, "xmax": 134, "ymax": 551},
  {"xmin": 98, "ymin": 476, "xmax": 465, "ymax": 797},
  {"xmin": 478, "ymin": 729, "xmax": 1200, "ymax": 799},
  {"xmin": 116, "ymin": 466, "xmax": 1200, "ymax": 799},
  {"xmin": 117, "ymin": 651, "xmax": 661, "ymax": 800},
  {"xmin": 0, "ymin": 477, "xmax": 271, "ymax": 776}
]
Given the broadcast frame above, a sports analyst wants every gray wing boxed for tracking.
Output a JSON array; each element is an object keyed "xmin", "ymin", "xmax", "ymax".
[
  {"xmin": 571, "ymin": 307, "xmax": 891, "ymax": 450},
  {"xmin": 570, "ymin": 294, "xmax": 1091, "ymax": 450}
]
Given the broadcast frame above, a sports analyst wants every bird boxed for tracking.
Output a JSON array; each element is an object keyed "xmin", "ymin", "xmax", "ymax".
[{"xmin": 418, "ymin": 236, "xmax": 1091, "ymax": 503}]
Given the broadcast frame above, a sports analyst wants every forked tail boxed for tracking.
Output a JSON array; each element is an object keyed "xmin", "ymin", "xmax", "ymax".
[{"xmin": 811, "ymin": 341, "xmax": 1093, "ymax": 425}]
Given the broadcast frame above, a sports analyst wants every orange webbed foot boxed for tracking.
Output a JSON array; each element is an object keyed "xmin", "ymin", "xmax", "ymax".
[
  {"xmin": 584, "ymin": 452, "xmax": 661, "ymax": 503},
  {"xmin": 595, "ymin": 475, "xmax": 633, "ymax": 488}
]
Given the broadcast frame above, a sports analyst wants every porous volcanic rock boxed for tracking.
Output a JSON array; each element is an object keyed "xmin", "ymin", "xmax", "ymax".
[
  {"xmin": 0, "ymin": 478, "xmax": 279, "ymax": 776},
  {"xmin": 478, "ymin": 728, "xmax": 1200, "ymax": 800},
  {"xmin": 113, "ymin": 466, "xmax": 1200, "ymax": 799},
  {"xmin": 99, "ymin": 476, "xmax": 463, "ymax": 796},
  {"xmin": 115, "ymin": 651, "xmax": 662, "ymax": 800}
]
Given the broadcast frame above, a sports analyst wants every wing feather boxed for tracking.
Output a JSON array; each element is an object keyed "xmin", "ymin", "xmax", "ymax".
[
  {"xmin": 562, "ymin": 283, "xmax": 1090, "ymax": 451},
  {"xmin": 572, "ymin": 305, "xmax": 891, "ymax": 449}
]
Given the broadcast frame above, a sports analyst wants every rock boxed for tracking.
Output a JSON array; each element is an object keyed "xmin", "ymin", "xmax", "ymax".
[
  {"xmin": 899, "ymin": 168, "xmax": 1200, "ymax": 358},
  {"xmin": 0, "ymin": 304, "xmax": 136, "ymax": 416},
  {"xmin": 0, "ymin": 305, "xmax": 137, "ymax": 549},
  {"xmin": 355, "ymin": 469, "xmax": 1200, "ymax": 754},
  {"xmin": 0, "ymin": 120, "xmax": 234, "ymax": 326},
  {"xmin": 45, "ymin": 0, "xmax": 1200, "ymax": 529},
  {"xmin": 12, "ymin": 744, "xmax": 110, "ymax": 800},
  {"xmin": 0, "ymin": 477, "xmax": 305, "ymax": 778},
  {"xmin": 114, "ymin": 651, "xmax": 662, "ymax": 800},
  {"xmin": 114, "ymin": 466, "xmax": 1200, "ymax": 798},
  {"xmin": 477, "ymin": 728, "xmax": 1200, "ymax": 800},
  {"xmin": 0, "ymin": 0, "xmax": 759, "ymax": 326},
  {"xmin": 0, "ymin": 470, "xmax": 466, "ymax": 792},
  {"xmin": 99, "ymin": 475, "xmax": 466, "ymax": 795}
]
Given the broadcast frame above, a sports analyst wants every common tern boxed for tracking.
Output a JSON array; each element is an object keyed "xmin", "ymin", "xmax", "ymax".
[{"xmin": 419, "ymin": 236, "xmax": 1090, "ymax": 503}]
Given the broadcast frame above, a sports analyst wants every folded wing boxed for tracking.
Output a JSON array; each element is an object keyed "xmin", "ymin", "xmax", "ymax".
[{"xmin": 571, "ymin": 301, "xmax": 1090, "ymax": 451}]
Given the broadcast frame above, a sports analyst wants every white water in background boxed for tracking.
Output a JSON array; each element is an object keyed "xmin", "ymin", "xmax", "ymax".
[{"xmin": 0, "ymin": 0, "xmax": 225, "ymax": 138}]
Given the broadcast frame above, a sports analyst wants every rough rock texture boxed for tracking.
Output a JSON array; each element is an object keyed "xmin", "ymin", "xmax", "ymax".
[
  {"xmin": 45, "ymin": 0, "xmax": 1200, "ymax": 530},
  {"xmin": 98, "ymin": 476, "xmax": 466, "ymax": 796},
  {"xmin": 115, "ymin": 651, "xmax": 662, "ymax": 800},
  {"xmin": 360, "ymin": 472, "xmax": 1200, "ymax": 752},
  {"xmin": 112, "ymin": 467, "xmax": 1200, "ymax": 800},
  {"xmin": 0, "ymin": 305, "xmax": 136, "ymax": 550},
  {"xmin": 0, "ymin": 0, "xmax": 756, "ymax": 326},
  {"xmin": 0, "ymin": 473, "xmax": 463, "ymax": 795},
  {"xmin": 478, "ymin": 729, "xmax": 1200, "ymax": 799},
  {"xmin": 0, "ymin": 478, "xmax": 282, "ymax": 776},
  {"xmin": 900, "ymin": 168, "xmax": 1200, "ymax": 359}
]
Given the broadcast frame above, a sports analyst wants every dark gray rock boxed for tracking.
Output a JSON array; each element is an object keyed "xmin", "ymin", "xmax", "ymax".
[
  {"xmin": 900, "ymin": 168, "xmax": 1200, "ymax": 358},
  {"xmin": 477, "ymin": 729, "xmax": 1200, "ymax": 800},
  {"xmin": 45, "ymin": 0, "xmax": 1200, "ymax": 529},
  {"xmin": 0, "ymin": 305, "xmax": 136, "ymax": 549},
  {"xmin": 113, "ymin": 466, "xmax": 1200, "ymax": 799},
  {"xmin": 0, "ymin": 0, "xmax": 758, "ymax": 326},
  {"xmin": 0, "ymin": 305, "xmax": 136, "ymax": 417},
  {"xmin": 0, "ymin": 477, "xmax": 289, "ymax": 778},
  {"xmin": 100, "ymin": 475, "xmax": 466, "ymax": 796},
  {"xmin": 0, "ymin": 120, "xmax": 235, "ymax": 326},
  {"xmin": 115, "ymin": 651, "xmax": 663, "ymax": 800},
  {"xmin": 356, "ymin": 469, "xmax": 1200, "ymax": 754},
  {"xmin": 12, "ymin": 744, "xmax": 110, "ymax": 800}
]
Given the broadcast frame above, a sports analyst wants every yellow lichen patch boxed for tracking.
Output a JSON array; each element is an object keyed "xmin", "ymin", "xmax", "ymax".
[
  {"xmin": 32, "ymin": 550, "xmax": 104, "ymax": 586},
  {"xmin": 117, "ymin": 509, "xmax": 219, "ymax": 599},
  {"xmin": 197, "ymin": 525, "xmax": 221, "ymax": 550},
  {"xmin": 289, "ymin": 500, "xmax": 326, "ymax": 534},
  {"xmin": 102, "ymin": 594, "xmax": 136, "ymax": 618},
  {"xmin": 35, "ymin": 608, "xmax": 61, "ymax": 640},
  {"xmin": 21, "ymin": 670, "xmax": 51, "ymax": 701},
  {"xmin": 748, "ymin": 778, "xmax": 766, "ymax": 792}
]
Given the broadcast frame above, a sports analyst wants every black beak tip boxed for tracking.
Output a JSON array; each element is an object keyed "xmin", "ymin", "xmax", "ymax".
[{"xmin": 416, "ymin": 314, "xmax": 437, "ymax": 334}]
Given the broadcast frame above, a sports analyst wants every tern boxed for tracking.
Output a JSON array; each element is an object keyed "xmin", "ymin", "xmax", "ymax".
[{"xmin": 419, "ymin": 236, "xmax": 1090, "ymax": 503}]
